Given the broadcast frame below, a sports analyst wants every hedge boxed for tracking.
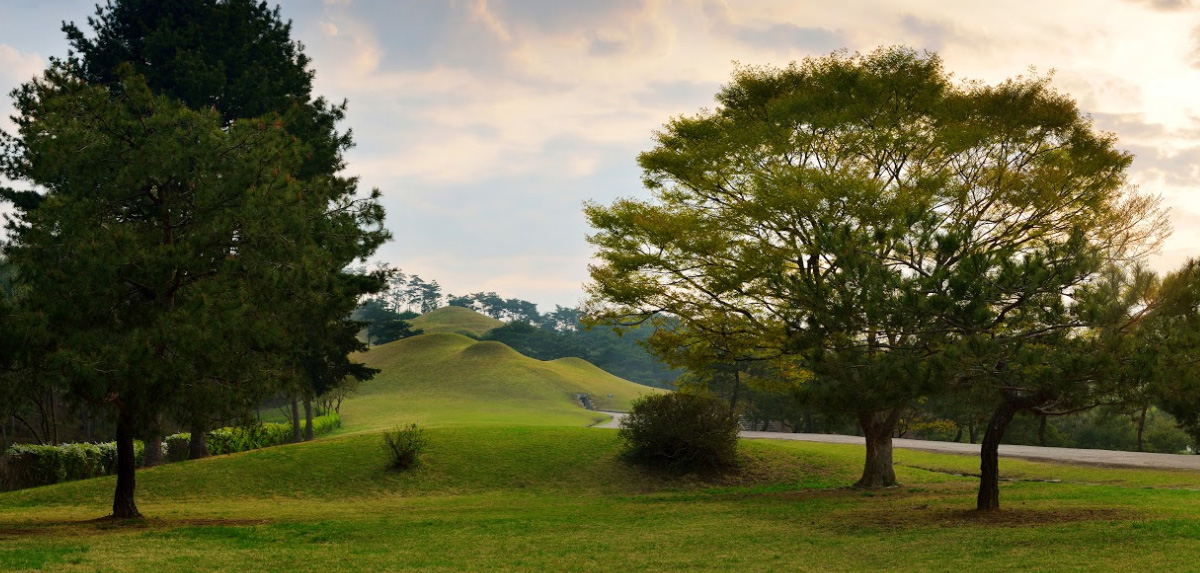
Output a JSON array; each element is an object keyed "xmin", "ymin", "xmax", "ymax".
[
  {"xmin": 2, "ymin": 441, "xmax": 145, "ymax": 491},
  {"xmin": 2, "ymin": 413, "xmax": 340, "ymax": 491}
]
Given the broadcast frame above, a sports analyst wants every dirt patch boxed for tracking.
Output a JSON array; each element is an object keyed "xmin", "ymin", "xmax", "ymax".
[
  {"xmin": 0, "ymin": 516, "xmax": 272, "ymax": 538},
  {"xmin": 834, "ymin": 505, "xmax": 1138, "ymax": 532}
]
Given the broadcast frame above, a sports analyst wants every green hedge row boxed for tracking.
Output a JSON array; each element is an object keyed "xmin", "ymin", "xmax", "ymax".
[
  {"xmin": 1, "ymin": 413, "xmax": 340, "ymax": 491},
  {"xmin": 2, "ymin": 441, "xmax": 146, "ymax": 490},
  {"xmin": 164, "ymin": 413, "xmax": 341, "ymax": 461}
]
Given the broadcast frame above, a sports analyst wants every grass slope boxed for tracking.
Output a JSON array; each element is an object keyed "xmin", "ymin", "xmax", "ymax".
[
  {"xmin": 6, "ymin": 427, "xmax": 1200, "ymax": 571},
  {"xmin": 343, "ymin": 332, "xmax": 661, "ymax": 431},
  {"xmin": 407, "ymin": 306, "xmax": 503, "ymax": 338}
]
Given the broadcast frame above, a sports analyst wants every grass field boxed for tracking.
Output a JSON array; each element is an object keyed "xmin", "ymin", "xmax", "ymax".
[
  {"xmin": 4, "ymin": 427, "xmax": 1200, "ymax": 571},
  {"xmin": 406, "ymin": 306, "xmax": 504, "ymax": 338},
  {"xmin": 5, "ymin": 329, "xmax": 1200, "ymax": 571},
  {"xmin": 343, "ymin": 332, "xmax": 660, "ymax": 432}
]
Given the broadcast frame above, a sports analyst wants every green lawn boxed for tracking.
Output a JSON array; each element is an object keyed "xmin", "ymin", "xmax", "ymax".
[
  {"xmin": 5, "ymin": 330, "xmax": 1200, "ymax": 571},
  {"xmin": 4, "ymin": 425, "xmax": 1200, "ymax": 571}
]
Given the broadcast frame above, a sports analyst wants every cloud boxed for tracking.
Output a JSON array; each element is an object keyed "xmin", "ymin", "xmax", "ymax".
[
  {"xmin": 1124, "ymin": 0, "xmax": 1193, "ymax": 10},
  {"xmin": 899, "ymin": 14, "xmax": 959, "ymax": 52}
]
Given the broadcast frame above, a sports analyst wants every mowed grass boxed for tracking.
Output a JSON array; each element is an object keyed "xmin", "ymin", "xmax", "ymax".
[
  {"xmin": 342, "ymin": 332, "xmax": 661, "ymax": 432},
  {"xmin": 5, "ymin": 427, "xmax": 1200, "ymax": 571},
  {"xmin": 6, "ymin": 323, "xmax": 1200, "ymax": 571},
  {"xmin": 406, "ymin": 306, "xmax": 504, "ymax": 338}
]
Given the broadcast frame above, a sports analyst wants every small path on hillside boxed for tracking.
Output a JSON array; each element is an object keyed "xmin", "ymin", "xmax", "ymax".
[
  {"xmin": 592, "ymin": 412, "xmax": 1200, "ymax": 471},
  {"xmin": 593, "ymin": 411, "xmax": 625, "ymax": 429}
]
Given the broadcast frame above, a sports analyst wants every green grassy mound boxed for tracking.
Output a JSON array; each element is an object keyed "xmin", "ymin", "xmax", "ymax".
[
  {"xmin": 407, "ymin": 306, "xmax": 504, "ymax": 338},
  {"xmin": 342, "ymin": 332, "xmax": 662, "ymax": 431}
]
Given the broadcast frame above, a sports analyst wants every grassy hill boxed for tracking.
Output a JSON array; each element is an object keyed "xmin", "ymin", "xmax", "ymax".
[
  {"xmin": 342, "ymin": 332, "xmax": 661, "ymax": 431},
  {"xmin": 407, "ymin": 306, "xmax": 504, "ymax": 338}
]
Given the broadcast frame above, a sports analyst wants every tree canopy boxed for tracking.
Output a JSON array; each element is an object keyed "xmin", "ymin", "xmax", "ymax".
[{"xmin": 586, "ymin": 47, "xmax": 1166, "ymax": 506}]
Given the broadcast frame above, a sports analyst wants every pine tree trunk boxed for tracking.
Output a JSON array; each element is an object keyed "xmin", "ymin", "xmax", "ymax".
[
  {"xmin": 855, "ymin": 409, "xmax": 900, "ymax": 488},
  {"xmin": 112, "ymin": 409, "xmax": 141, "ymax": 518},
  {"xmin": 143, "ymin": 433, "xmax": 162, "ymax": 468},
  {"xmin": 978, "ymin": 400, "xmax": 1020, "ymax": 511},
  {"xmin": 291, "ymin": 397, "xmax": 302, "ymax": 442},
  {"xmin": 188, "ymin": 424, "xmax": 208, "ymax": 460},
  {"xmin": 1136, "ymin": 406, "xmax": 1148, "ymax": 452},
  {"xmin": 304, "ymin": 397, "xmax": 314, "ymax": 441}
]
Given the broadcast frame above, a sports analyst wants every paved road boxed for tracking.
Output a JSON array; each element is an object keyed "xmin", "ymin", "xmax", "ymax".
[{"xmin": 593, "ymin": 411, "xmax": 1200, "ymax": 471}]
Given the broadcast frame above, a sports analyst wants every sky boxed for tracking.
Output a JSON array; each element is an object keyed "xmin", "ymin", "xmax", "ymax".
[{"xmin": 2, "ymin": 0, "xmax": 1200, "ymax": 311}]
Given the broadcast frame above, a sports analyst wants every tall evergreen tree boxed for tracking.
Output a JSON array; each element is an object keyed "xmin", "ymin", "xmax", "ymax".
[{"xmin": 51, "ymin": 0, "xmax": 389, "ymax": 457}]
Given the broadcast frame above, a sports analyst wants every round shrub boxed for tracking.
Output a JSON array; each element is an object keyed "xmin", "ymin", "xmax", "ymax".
[{"xmin": 618, "ymin": 392, "xmax": 740, "ymax": 470}]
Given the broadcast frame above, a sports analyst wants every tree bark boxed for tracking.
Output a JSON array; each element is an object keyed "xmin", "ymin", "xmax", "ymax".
[
  {"xmin": 303, "ymin": 397, "xmax": 314, "ymax": 441},
  {"xmin": 291, "ymin": 397, "xmax": 302, "ymax": 442},
  {"xmin": 730, "ymin": 369, "xmax": 741, "ymax": 409},
  {"xmin": 978, "ymin": 400, "xmax": 1021, "ymax": 511},
  {"xmin": 1136, "ymin": 406, "xmax": 1148, "ymax": 452},
  {"xmin": 112, "ymin": 409, "xmax": 141, "ymax": 518},
  {"xmin": 968, "ymin": 423, "xmax": 978, "ymax": 444},
  {"xmin": 1038, "ymin": 415, "xmax": 1047, "ymax": 447},
  {"xmin": 855, "ymin": 409, "xmax": 901, "ymax": 488},
  {"xmin": 188, "ymin": 424, "xmax": 208, "ymax": 460}
]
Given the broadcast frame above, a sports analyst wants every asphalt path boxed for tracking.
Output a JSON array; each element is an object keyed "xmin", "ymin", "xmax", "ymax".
[{"xmin": 593, "ymin": 411, "xmax": 1200, "ymax": 471}]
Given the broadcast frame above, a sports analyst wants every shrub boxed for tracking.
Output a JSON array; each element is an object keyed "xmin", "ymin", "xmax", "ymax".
[
  {"xmin": 2, "ymin": 441, "xmax": 145, "ymax": 491},
  {"xmin": 165, "ymin": 433, "xmax": 191, "ymax": 463},
  {"xmin": 618, "ymin": 392, "xmax": 741, "ymax": 471},
  {"xmin": 1, "ymin": 413, "xmax": 343, "ymax": 491},
  {"xmin": 382, "ymin": 423, "xmax": 428, "ymax": 470}
]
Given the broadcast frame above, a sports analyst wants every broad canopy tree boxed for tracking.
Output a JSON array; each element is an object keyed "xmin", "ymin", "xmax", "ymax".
[{"xmin": 586, "ymin": 48, "xmax": 1164, "ymax": 503}]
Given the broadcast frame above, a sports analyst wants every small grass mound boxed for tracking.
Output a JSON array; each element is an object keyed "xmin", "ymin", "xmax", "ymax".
[
  {"xmin": 407, "ymin": 306, "xmax": 504, "ymax": 337},
  {"xmin": 344, "ymin": 333, "xmax": 662, "ymax": 431}
]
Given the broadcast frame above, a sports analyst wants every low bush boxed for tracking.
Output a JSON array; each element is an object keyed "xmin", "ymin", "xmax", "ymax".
[
  {"xmin": 2, "ymin": 413, "xmax": 341, "ymax": 490},
  {"xmin": 619, "ymin": 392, "xmax": 740, "ymax": 471},
  {"xmin": 382, "ymin": 423, "xmax": 428, "ymax": 470},
  {"xmin": 2, "ymin": 441, "xmax": 146, "ymax": 491}
]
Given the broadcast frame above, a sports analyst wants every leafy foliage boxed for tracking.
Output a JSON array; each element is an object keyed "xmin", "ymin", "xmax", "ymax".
[
  {"xmin": 2, "ymin": 441, "xmax": 145, "ymax": 491},
  {"xmin": 618, "ymin": 392, "xmax": 740, "ymax": 470}
]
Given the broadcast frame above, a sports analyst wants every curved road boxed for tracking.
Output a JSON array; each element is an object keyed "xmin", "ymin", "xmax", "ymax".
[{"xmin": 593, "ymin": 411, "xmax": 1200, "ymax": 471}]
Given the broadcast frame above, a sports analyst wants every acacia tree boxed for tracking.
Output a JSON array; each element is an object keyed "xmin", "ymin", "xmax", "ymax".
[
  {"xmin": 1, "ymin": 66, "xmax": 386, "ymax": 518},
  {"xmin": 586, "ymin": 47, "xmax": 1163, "ymax": 491}
]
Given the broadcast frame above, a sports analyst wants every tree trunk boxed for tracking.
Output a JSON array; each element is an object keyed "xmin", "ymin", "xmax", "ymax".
[
  {"xmin": 1136, "ymin": 406, "xmax": 1148, "ymax": 452},
  {"xmin": 953, "ymin": 426, "xmax": 963, "ymax": 443},
  {"xmin": 855, "ymin": 409, "xmax": 901, "ymax": 488},
  {"xmin": 730, "ymin": 369, "xmax": 741, "ymax": 409},
  {"xmin": 112, "ymin": 409, "xmax": 141, "ymax": 518},
  {"xmin": 968, "ymin": 423, "xmax": 978, "ymax": 444},
  {"xmin": 291, "ymin": 397, "xmax": 302, "ymax": 443},
  {"xmin": 1038, "ymin": 415, "xmax": 1047, "ymax": 447},
  {"xmin": 188, "ymin": 424, "xmax": 208, "ymax": 460},
  {"xmin": 303, "ymin": 397, "xmax": 314, "ymax": 441},
  {"xmin": 978, "ymin": 400, "xmax": 1021, "ymax": 511}
]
